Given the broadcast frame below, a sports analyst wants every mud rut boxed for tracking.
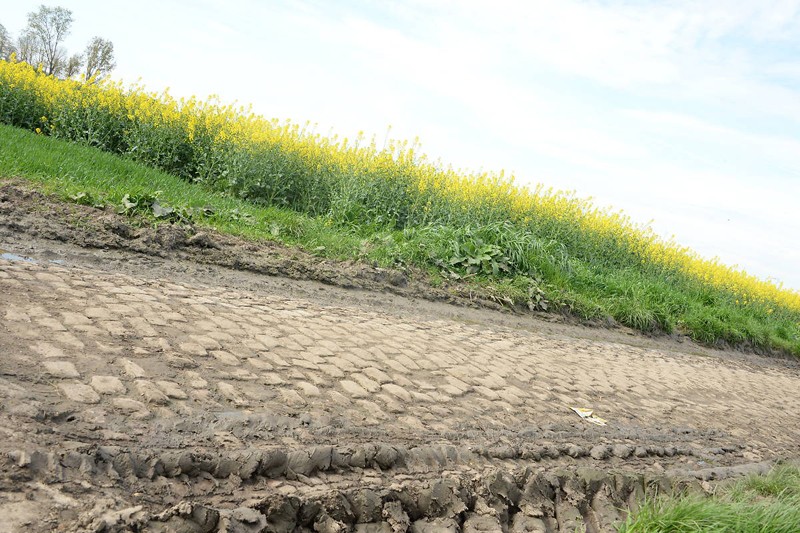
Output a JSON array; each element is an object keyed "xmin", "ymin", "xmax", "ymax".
[{"xmin": 1, "ymin": 182, "xmax": 799, "ymax": 532}]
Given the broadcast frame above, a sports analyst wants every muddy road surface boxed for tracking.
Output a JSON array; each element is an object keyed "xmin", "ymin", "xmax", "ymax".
[{"xmin": 1, "ymin": 181, "xmax": 799, "ymax": 532}]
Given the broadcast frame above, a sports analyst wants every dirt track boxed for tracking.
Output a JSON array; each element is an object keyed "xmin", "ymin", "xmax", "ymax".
[{"xmin": 1, "ymin": 182, "xmax": 799, "ymax": 532}]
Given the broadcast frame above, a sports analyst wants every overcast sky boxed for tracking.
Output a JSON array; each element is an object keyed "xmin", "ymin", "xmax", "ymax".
[{"xmin": 4, "ymin": 1, "xmax": 799, "ymax": 290}]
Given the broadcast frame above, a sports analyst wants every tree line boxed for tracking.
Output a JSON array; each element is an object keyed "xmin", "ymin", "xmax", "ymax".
[{"xmin": 0, "ymin": 4, "xmax": 115, "ymax": 82}]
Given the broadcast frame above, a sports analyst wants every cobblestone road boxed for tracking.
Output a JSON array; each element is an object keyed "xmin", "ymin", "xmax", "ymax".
[{"xmin": 1, "ymin": 256, "xmax": 799, "ymax": 532}]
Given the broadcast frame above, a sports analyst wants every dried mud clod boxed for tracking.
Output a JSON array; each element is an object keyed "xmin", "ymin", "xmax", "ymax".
[
  {"xmin": 37, "ymin": 462, "xmax": 769, "ymax": 533},
  {"xmin": 1, "ymin": 436, "xmax": 772, "ymax": 533}
]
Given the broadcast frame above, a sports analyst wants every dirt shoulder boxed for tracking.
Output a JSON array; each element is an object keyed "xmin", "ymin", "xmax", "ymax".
[{"xmin": 1, "ymin": 180, "xmax": 799, "ymax": 532}]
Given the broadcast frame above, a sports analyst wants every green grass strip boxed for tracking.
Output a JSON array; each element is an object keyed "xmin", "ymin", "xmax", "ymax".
[{"xmin": 0, "ymin": 123, "xmax": 362, "ymax": 255}]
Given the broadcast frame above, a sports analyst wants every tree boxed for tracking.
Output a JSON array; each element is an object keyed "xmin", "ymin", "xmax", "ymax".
[
  {"xmin": 24, "ymin": 5, "xmax": 74, "ymax": 76},
  {"xmin": 0, "ymin": 23, "xmax": 16, "ymax": 61},
  {"xmin": 84, "ymin": 36, "xmax": 115, "ymax": 81},
  {"xmin": 65, "ymin": 52, "xmax": 83, "ymax": 78},
  {"xmin": 4, "ymin": 6, "xmax": 116, "ymax": 80},
  {"xmin": 15, "ymin": 32, "xmax": 37, "ymax": 65}
]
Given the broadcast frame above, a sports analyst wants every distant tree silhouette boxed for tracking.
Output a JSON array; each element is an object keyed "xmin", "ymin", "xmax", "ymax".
[
  {"xmin": 22, "ymin": 5, "xmax": 73, "ymax": 76},
  {"xmin": 84, "ymin": 36, "xmax": 115, "ymax": 82},
  {"xmin": 2, "ymin": 5, "xmax": 116, "ymax": 81},
  {"xmin": 0, "ymin": 23, "xmax": 16, "ymax": 61}
]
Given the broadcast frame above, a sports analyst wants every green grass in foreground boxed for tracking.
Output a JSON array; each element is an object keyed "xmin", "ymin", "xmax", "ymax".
[
  {"xmin": 1, "ymin": 124, "xmax": 799, "ymax": 356},
  {"xmin": 0, "ymin": 123, "xmax": 364, "ymax": 254},
  {"xmin": 620, "ymin": 464, "xmax": 800, "ymax": 533}
]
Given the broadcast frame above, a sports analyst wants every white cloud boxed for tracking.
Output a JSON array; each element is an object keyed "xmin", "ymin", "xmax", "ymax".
[{"xmin": 622, "ymin": 110, "xmax": 800, "ymax": 173}]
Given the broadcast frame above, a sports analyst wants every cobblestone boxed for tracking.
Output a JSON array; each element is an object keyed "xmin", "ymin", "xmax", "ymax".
[
  {"xmin": 156, "ymin": 380, "xmax": 188, "ymax": 400},
  {"xmin": 185, "ymin": 371, "xmax": 208, "ymax": 388},
  {"xmin": 340, "ymin": 380, "xmax": 370, "ymax": 398},
  {"xmin": 281, "ymin": 389, "xmax": 307, "ymax": 406},
  {"xmin": 31, "ymin": 342, "xmax": 65, "ymax": 358},
  {"xmin": 363, "ymin": 367, "xmax": 391, "ymax": 384},
  {"xmin": 5, "ymin": 308, "xmax": 30, "ymax": 322},
  {"xmin": 111, "ymin": 397, "xmax": 148, "ymax": 413},
  {"xmin": 212, "ymin": 350, "xmax": 241, "ymax": 365},
  {"xmin": 90, "ymin": 375, "xmax": 126, "ymax": 395},
  {"xmin": 351, "ymin": 373, "xmax": 381, "ymax": 393},
  {"xmin": 135, "ymin": 380, "xmax": 169, "ymax": 405},
  {"xmin": 260, "ymin": 373, "xmax": 285, "ymax": 386},
  {"xmin": 120, "ymin": 359, "xmax": 146, "ymax": 378},
  {"xmin": 217, "ymin": 382, "xmax": 247, "ymax": 405},
  {"xmin": 178, "ymin": 342, "xmax": 208, "ymax": 356},
  {"xmin": 43, "ymin": 361, "xmax": 80, "ymax": 378},
  {"xmin": 58, "ymin": 382, "xmax": 101, "ymax": 404},
  {"xmin": 296, "ymin": 381, "xmax": 322, "ymax": 396},
  {"xmin": 381, "ymin": 383, "xmax": 413, "ymax": 402},
  {"xmin": 2, "ymin": 255, "xmax": 800, "ymax": 490},
  {"xmin": 36, "ymin": 317, "xmax": 66, "ymax": 331}
]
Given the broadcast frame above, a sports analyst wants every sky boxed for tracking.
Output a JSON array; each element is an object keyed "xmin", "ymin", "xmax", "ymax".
[{"xmin": 3, "ymin": 0, "xmax": 799, "ymax": 290}]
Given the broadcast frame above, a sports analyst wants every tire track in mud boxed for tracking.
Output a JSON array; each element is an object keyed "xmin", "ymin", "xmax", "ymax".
[{"xmin": 1, "ymin": 443, "xmax": 775, "ymax": 533}]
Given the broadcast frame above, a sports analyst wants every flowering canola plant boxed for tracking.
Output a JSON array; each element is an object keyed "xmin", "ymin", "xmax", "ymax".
[{"xmin": 1, "ymin": 58, "xmax": 798, "ymax": 314}]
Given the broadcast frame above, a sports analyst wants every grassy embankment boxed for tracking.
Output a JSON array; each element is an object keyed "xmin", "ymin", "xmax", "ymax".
[
  {"xmin": 1, "ymin": 59, "xmax": 798, "ymax": 356},
  {"xmin": 620, "ymin": 464, "xmax": 800, "ymax": 532}
]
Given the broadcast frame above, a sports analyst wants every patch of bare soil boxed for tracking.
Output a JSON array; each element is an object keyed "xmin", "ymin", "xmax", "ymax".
[{"xmin": 1, "ymin": 180, "xmax": 799, "ymax": 532}]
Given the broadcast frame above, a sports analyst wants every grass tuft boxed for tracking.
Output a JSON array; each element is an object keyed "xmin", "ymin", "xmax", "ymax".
[{"xmin": 620, "ymin": 464, "xmax": 800, "ymax": 533}]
